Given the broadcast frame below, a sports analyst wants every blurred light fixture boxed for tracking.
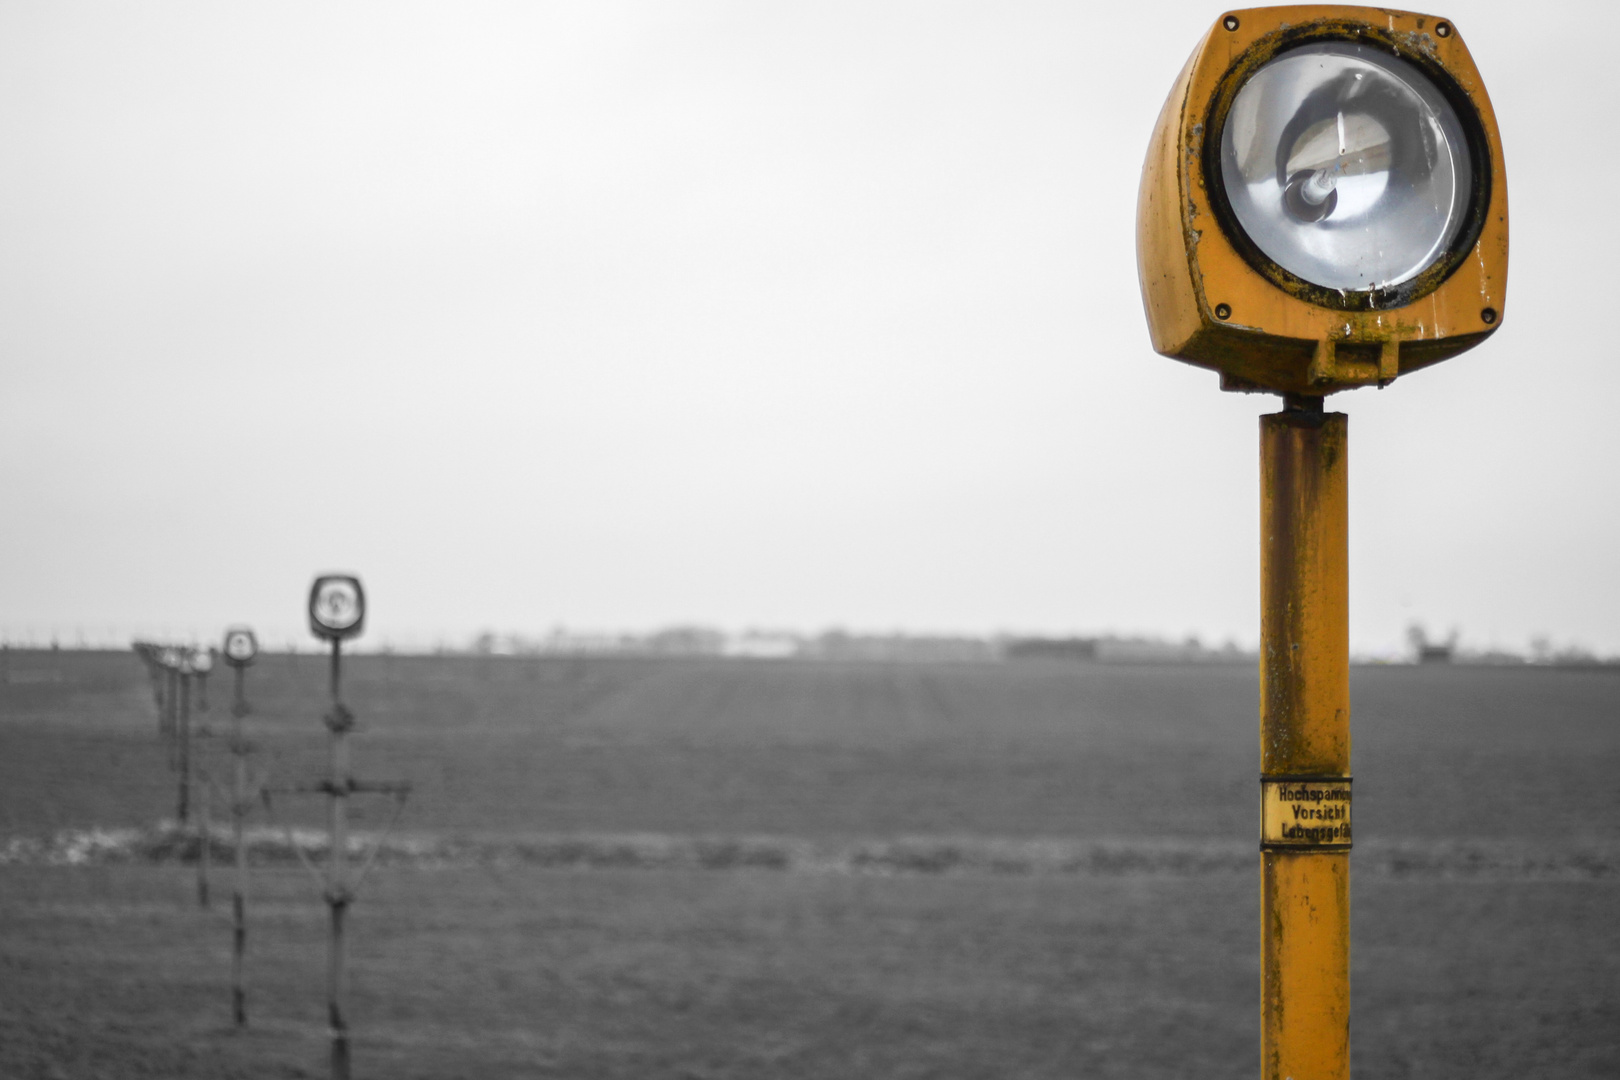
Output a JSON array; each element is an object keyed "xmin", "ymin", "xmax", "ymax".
[
  {"xmin": 309, "ymin": 575, "xmax": 366, "ymax": 641},
  {"xmin": 222, "ymin": 627, "xmax": 259, "ymax": 667}
]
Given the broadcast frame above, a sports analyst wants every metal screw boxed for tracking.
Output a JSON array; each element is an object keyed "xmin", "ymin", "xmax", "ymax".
[
  {"xmin": 1223, "ymin": 15, "xmax": 1240, "ymax": 31},
  {"xmin": 1435, "ymin": 21, "xmax": 1451, "ymax": 37},
  {"xmin": 1481, "ymin": 307, "xmax": 1497, "ymax": 324},
  {"xmin": 1215, "ymin": 303, "xmax": 1232, "ymax": 321}
]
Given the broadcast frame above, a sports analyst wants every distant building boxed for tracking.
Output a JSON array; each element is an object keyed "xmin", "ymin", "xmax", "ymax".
[
  {"xmin": 1407, "ymin": 623, "xmax": 1458, "ymax": 665},
  {"xmin": 1093, "ymin": 637, "xmax": 1251, "ymax": 664},
  {"xmin": 642, "ymin": 627, "xmax": 726, "ymax": 656},
  {"xmin": 723, "ymin": 632, "xmax": 800, "ymax": 659},
  {"xmin": 1003, "ymin": 637, "xmax": 1098, "ymax": 661},
  {"xmin": 1417, "ymin": 643, "xmax": 1454, "ymax": 664},
  {"xmin": 800, "ymin": 632, "xmax": 998, "ymax": 663}
]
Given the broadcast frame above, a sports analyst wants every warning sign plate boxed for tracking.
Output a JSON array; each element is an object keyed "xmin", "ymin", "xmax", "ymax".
[{"xmin": 1261, "ymin": 776, "xmax": 1352, "ymax": 850}]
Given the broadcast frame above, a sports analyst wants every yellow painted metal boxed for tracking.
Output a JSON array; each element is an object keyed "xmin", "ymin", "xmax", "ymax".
[
  {"xmin": 1137, "ymin": 9, "xmax": 1502, "ymax": 1069},
  {"xmin": 1262, "ymin": 852, "xmax": 1350, "ymax": 1079},
  {"xmin": 1138, "ymin": 7, "xmax": 1509, "ymax": 395},
  {"xmin": 1260, "ymin": 408, "xmax": 1351, "ymax": 1080},
  {"xmin": 1261, "ymin": 411, "xmax": 1349, "ymax": 771}
]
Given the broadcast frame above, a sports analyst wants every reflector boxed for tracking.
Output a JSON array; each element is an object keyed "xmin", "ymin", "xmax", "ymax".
[
  {"xmin": 309, "ymin": 574, "xmax": 367, "ymax": 641},
  {"xmin": 223, "ymin": 627, "xmax": 258, "ymax": 665},
  {"xmin": 1218, "ymin": 41, "xmax": 1473, "ymax": 291},
  {"xmin": 315, "ymin": 583, "xmax": 360, "ymax": 627}
]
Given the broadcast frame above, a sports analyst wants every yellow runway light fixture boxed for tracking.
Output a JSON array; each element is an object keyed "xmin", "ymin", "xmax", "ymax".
[
  {"xmin": 1137, "ymin": 9, "xmax": 1506, "ymax": 1080},
  {"xmin": 190, "ymin": 645, "xmax": 214, "ymax": 712},
  {"xmin": 220, "ymin": 623, "xmax": 260, "ymax": 1027},
  {"xmin": 222, "ymin": 626, "xmax": 258, "ymax": 667},
  {"xmin": 309, "ymin": 574, "xmax": 366, "ymax": 643},
  {"xmin": 1138, "ymin": 5, "xmax": 1506, "ymax": 395},
  {"xmin": 292, "ymin": 574, "xmax": 408, "ymax": 1079}
]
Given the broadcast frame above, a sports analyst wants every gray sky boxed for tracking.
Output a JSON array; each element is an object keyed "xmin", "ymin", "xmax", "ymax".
[{"xmin": 1, "ymin": 1, "xmax": 1615, "ymax": 655}]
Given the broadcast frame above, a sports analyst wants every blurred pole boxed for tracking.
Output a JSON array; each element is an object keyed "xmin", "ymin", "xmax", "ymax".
[
  {"xmin": 145, "ymin": 654, "xmax": 166, "ymax": 728},
  {"xmin": 177, "ymin": 674, "xmax": 193, "ymax": 825},
  {"xmin": 325, "ymin": 638, "xmax": 353, "ymax": 1080},
  {"xmin": 197, "ymin": 653, "xmax": 214, "ymax": 907},
  {"xmin": 197, "ymin": 762, "xmax": 213, "ymax": 908},
  {"xmin": 1259, "ymin": 402, "xmax": 1351, "ymax": 1080},
  {"xmin": 231, "ymin": 662, "xmax": 250, "ymax": 1027},
  {"xmin": 165, "ymin": 668, "xmax": 180, "ymax": 766}
]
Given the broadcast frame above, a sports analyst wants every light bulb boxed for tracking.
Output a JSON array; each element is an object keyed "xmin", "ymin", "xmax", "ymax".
[{"xmin": 1218, "ymin": 41, "xmax": 1473, "ymax": 291}]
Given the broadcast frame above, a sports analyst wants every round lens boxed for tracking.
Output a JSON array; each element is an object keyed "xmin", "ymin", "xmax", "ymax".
[
  {"xmin": 225, "ymin": 631, "xmax": 256, "ymax": 661},
  {"xmin": 314, "ymin": 581, "xmax": 362, "ymax": 629},
  {"xmin": 1219, "ymin": 41, "xmax": 1473, "ymax": 292}
]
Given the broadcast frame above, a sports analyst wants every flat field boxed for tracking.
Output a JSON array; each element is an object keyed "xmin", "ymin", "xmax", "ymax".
[{"xmin": 1, "ymin": 650, "xmax": 1617, "ymax": 1077}]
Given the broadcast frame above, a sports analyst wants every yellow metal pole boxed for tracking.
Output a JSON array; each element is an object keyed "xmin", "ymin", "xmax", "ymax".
[{"xmin": 1259, "ymin": 400, "xmax": 1351, "ymax": 1080}]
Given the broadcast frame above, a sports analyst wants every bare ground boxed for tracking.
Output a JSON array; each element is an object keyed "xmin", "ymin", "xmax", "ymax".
[{"xmin": 1, "ymin": 651, "xmax": 1617, "ymax": 1077}]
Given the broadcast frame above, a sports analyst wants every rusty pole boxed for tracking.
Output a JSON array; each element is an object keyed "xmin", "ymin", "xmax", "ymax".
[
  {"xmin": 325, "ymin": 637, "xmax": 354, "ymax": 1080},
  {"xmin": 1259, "ymin": 399, "xmax": 1352, "ymax": 1080}
]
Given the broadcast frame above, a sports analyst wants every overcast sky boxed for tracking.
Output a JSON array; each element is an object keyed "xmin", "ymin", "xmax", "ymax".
[{"xmin": 1, "ymin": 1, "xmax": 1614, "ymax": 655}]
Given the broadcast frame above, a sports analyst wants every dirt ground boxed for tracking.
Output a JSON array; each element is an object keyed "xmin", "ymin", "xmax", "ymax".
[{"xmin": 2, "ymin": 865, "xmax": 1615, "ymax": 1079}]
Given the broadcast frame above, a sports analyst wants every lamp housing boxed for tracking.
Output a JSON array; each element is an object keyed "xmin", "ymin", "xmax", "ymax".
[
  {"xmin": 308, "ymin": 575, "xmax": 366, "ymax": 642},
  {"xmin": 1137, "ymin": 6, "xmax": 1506, "ymax": 395},
  {"xmin": 222, "ymin": 627, "xmax": 259, "ymax": 667}
]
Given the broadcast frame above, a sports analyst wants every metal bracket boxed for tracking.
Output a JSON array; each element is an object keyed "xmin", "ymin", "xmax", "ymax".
[{"xmin": 1307, "ymin": 338, "xmax": 1401, "ymax": 391}]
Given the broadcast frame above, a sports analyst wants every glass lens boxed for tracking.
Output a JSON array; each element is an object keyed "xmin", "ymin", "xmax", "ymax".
[
  {"xmin": 1219, "ymin": 42, "xmax": 1472, "ymax": 291},
  {"xmin": 314, "ymin": 580, "xmax": 362, "ymax": 629}
]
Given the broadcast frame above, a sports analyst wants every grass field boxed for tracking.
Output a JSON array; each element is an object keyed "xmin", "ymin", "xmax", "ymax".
[{"xmin": 2, "ymin": 650, "xmax": 1617, "ymax": 1077}]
